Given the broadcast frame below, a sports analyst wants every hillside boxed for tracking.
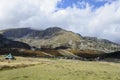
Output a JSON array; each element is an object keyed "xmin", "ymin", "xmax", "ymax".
[
  {"xmin": 0, "ymin": 34, "xmax": 30, "ymax": 49},
  {"xmin": 0, "ymin": 27, "xmax": 120, "ymax": 53},
  {"xmin": 0, "ymin": 33, "xmax": 119, "ymax": 61}
]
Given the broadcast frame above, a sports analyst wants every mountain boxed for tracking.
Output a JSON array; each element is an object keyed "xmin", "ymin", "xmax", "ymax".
[
  {"xmin": 0, "ymin": 28, "xmax": 35, "ymax": 38},
  {"xmin": 0, "ymin": 34, "xmax": 30, "ymax": 49},
  {"xmin": 101, "ymin": 51, "xmax": 120, "ymax": 59},
  {"xmin": 0, "ymin": 27, "xmax": 120, "ymax": 53},
  {"xmin": 0, "ymin": 27, "xmax": 63, "ymax": 39}
]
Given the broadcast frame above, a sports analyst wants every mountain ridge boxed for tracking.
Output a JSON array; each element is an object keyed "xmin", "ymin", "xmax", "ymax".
[{"xmin": 0, "ymin": 27, "xmax": 120, "ymax": 53}]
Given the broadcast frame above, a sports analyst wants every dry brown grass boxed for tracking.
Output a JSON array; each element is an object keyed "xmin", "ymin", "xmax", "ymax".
[
  {"xmin": 0, "ymin": 56, "xmax": 44, "ymax": 70},
  {"xmin": 18, "ymin": 49, "xmax": 53, "ymax": 57},
  {"xmin": 68, "ymin": 49, "xmax": 104, "ymax": 55},
  {"xmin": 41, "ymin": 49, "xmax": 63, "ymax": 57}
]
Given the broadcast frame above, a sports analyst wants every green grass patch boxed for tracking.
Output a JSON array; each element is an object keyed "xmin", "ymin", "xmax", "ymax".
[{"xmin": 0, "ymin": 58, "xmax": 120, "ymax": 80}]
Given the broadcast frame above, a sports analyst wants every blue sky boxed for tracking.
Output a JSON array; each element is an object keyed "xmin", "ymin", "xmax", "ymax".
[
  {"xmin": 57, "ymin": 0, "xmax": 113, "ymax": 9},
  {"xmin": 0, "ymin": 0, "xmax": 119, "ymax": 43}
]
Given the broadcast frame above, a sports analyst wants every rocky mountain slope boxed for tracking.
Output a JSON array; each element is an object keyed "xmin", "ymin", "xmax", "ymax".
[
  {"xmin": 0, "ymin": 27, "xmax": 120, "ymax": 53},
  {"xmin": 0, "ymin": 34, "xmax": 30, "ymax": 49}
]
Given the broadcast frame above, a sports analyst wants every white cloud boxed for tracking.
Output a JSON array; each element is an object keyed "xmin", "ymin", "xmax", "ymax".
[
  {"xmin": 87, "ymin": 1, "xmax": 120, "ymax": 42},
  {"xmin": 0, "ymin": 0, "xmax": 61, "ymax": 29},
  {"xmin": 0, "ymin": 0, "xmax": 120, "ymax": 43}
]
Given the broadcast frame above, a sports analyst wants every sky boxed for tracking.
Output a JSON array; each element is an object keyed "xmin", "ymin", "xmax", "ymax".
[{"xmin": 0, "ymin": 0, "xmax": 120, "ymax": 43}]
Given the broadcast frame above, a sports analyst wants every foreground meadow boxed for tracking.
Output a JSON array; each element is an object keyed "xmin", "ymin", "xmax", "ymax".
[{"xmin": 0, "ymin": 56, "xmax": 120, "ymax": 80}]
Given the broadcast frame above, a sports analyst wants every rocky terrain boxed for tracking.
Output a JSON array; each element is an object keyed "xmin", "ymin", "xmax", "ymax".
[
  {"xmin": 0, "ymin": 27, "xmax": 120, "ymax": 53},
  {"xmin": 0, "ymin": 27, "xmax": 120, "ymax": 61}
]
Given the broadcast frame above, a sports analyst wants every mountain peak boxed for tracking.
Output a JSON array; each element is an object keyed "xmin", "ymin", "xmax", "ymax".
[{"xmin": 45, "ymin": 27, "xmax": 63, "ymax": 31}]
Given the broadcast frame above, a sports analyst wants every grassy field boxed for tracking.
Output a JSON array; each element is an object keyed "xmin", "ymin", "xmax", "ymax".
[{"xmin": 0, "ymin": 56, "xmax": 120, "ymax": 80}]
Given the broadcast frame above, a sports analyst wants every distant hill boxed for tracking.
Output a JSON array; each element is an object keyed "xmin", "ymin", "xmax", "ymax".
[{"xmin": 0, "ymin": 27, "xmax": 120, "ymax": 53}]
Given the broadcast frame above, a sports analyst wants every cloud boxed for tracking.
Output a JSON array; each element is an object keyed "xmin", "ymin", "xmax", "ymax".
[
  {"xmin": 0, "ymin": 0, "xmax": 61, "ymax": 29},
  {"xmin": 0, "ymin": 0, "xmax": 119, "ymax": 43}
]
